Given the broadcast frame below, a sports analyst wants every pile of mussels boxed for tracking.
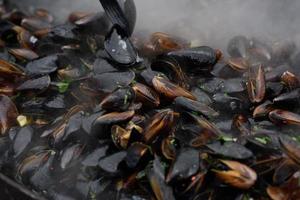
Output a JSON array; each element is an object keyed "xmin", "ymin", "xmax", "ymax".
[{"xmin": 0, "ymin": 0, "xmax": 300, "ymax": 199}]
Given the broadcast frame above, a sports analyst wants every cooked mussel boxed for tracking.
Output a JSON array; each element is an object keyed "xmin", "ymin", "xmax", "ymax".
[
  {"xmin": 165, "ymin": 46, "xmax": 220, "ymax": 74},
  {"xmin": 213, "ymin": 160, "xmax": 257, "ymax": 189},
  {"xmin": 104, "ymin": 26, "xmax": 139, "ymax": 66},
  {"xmin": 100, "ymin": 86, "xmax": 135, "ymax": 111}
]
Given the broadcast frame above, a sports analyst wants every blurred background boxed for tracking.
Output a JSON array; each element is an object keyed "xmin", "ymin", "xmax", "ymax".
[{"xmin": 10, "ymin": 0, "xmax": 300, "ymax": 49}]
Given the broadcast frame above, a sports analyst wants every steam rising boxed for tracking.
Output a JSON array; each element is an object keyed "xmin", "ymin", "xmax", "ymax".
[{"xmin": 14, "ymin": 0, "xmax": 300, "ymax": 49}]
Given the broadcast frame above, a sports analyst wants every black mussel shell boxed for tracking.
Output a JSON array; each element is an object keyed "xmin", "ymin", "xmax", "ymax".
[
  {"xmin": 93, "ymin": 58, "xmax": 118, "ymax": 74},
  {"xmin": 166, "ymin": 148, "xmax": 200, "ymax": 183},
  {"xmin": 13, "ymin": 126, "xmax": 34, "ymax": 158},
  {"xmin": 206, "ymin": 141, "xmax": 253, "ymax": 159},
  {"xmin": 100, "ymin": 86, "xmax": 135, "ymax": 111},
  {"xmin": 146, "ymin": 156, "xmax": 176, "ymax": 200},
  {"xmin": 104, "ymin": 26, "xmax": 139, "ymax": 66},
  {"xmin": 166, "ymin": 46, "xmax": 218, "ymax": 74},
  {"xmin": 92, "ymin": 71, "xmax": 135, "ymax": 93},
  {"xmin": 26, "ymin": 55, "xmax": 58, "ymax": 75},
  {"xmin": 16, "ymin": 75, "xmax": 50, "ymax": 91},
  {"xmin": 174, "ymin": 96, "xmax": 219, "ymax": 119},
  {"xmin": 98, "ymin": 151, "xmax": 127, "ymax": 174}
]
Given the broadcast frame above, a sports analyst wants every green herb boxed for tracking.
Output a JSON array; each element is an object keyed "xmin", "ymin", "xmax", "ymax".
[
  {"xmin": 56, "ymin": 82, "xmax": 70, "ymax": 93},
  {"xmin": 136, "ymin": 170, "xmax": 146, "ymax": 179},
  {"xmin": 89, "ymin": 190, "xmax": 97, "ymax": 200},
  {"xmin": 255, "ymin": 136, "xmax": 271, "ymax": 144},
  {"xmin": 292, "ymin": 136, "xmax": 300, "ymax": 144},
  {"xmin": 80, "ymin": 58, "xmax": 93, "ymax": 70},
  {"xmin": 170, "ymin": 138, "xmax": 176, "ymax": 145},
  {"xmin": 124, "ymin": 94, "xmax": 129, "ymax": 106},
  {"xmin": 219, "ymin": 135, "xmax": 237, "ymax": 142}
]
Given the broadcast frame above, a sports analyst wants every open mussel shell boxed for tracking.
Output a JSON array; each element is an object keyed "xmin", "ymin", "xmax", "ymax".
[
  {"xmin": 132, "ymin": 82, "xmax": 160, "ymax": 107},
  {"xmin": 99, "ymin": 0, "xmax": 136, "ymax": 36},
  {"xmin": 179, "ymin": 112, "xmax": 222, "ymax": 147},
  {"xmin": 142, "ymin": 109, "xmax": 179, "ymax": 143},
  {"xmin": 152, "ymin": 75, "xmax": 196, "ymax": 101},
  {"xmin": 124, "ymin": 142, "xmax": 152, "ymax": 169},
  {"xmin": 111, "ymin": 125, "xmax": 131, "ymax": 149},
  {"xmin": 21, "ymin": 17, "xmax": 52, "ymax": 33},
  {"xmin": 272, "ymin": 158, "xmax": 299, "ymax": 185},
  {"xmin": 267, "ymin": 172, "xmax": 300, "ymax": 200},
  {"xmin": 269, "ymin": 109, "xmax": 300, "ymax": 126},
  {"xmin": 213, "ymin": 160, "xmax": 257, "ymax": 189},
  {"xmin": 104, "ymin": 26, "xmax": 139, "ymax": 67},
  {"xmin": 8, "ymin": 48, "xmax": 39, "ymax": 61},
  {"xmin": 279, "ymin": 136, "xmax": 300, "ymax": 166},
  {"xmin": 280, "ymin": 71, "xmax": 300, "ymax": 90},
  {"xmin": 146, "ymin": 156, "xmax": 176, "ymax": 200},
  {"xmin": 0, "ymin": 95, "xmax": 18, "ymax": 135},
  {"xmin": 142, "ymin": 32, "xmax": 190, "ymax": 56},
  {"xmin": 0, "ymin": 58, "xmax": 25, "ymax": 77},
  {"xmin": 161, "ymin": 136, "xmax": 179, "ymax": 160},
  {"xmin": 151, "ymin": 57, "xmax": 189, "ymax": 89},
  {"xmin": 253, "ymin": 100, "xmax": 274, "ymax": 119},
  {"xmin": 93, "ymin": 110, "xmax": 135, "ymax": 138},
  {"xmin": 174, "ymin": 96, "xmax": 219, "ymax": 119},
  {"xmin": 247, "ymin": 65, "xmax": 266, "ymax": 103},
  {"xmin": 100, "ymin": 86, "xmax": 135, "ymax": 111},
  {"xmin": 16, "ymin": 150, "xmax": 52, "ymax": 181},
  {"xmin": 227, "ymin": 57, "xmax": 249, "ymax": 72}
]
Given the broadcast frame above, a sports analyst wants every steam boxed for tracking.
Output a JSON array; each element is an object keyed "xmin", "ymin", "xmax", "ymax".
[{"xmin": 13, "ymin": 0, "xmax": 300, "ymax": 49}]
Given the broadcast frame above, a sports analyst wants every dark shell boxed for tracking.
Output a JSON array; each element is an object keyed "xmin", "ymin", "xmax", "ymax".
[
  {"xmin": 104, "ymin": 26, "xmax": 138, "ymax": 66},
  {"xmin": 152, "ymin": 76, "xmax": 196, "ymax": 100},
  {"xmin": 0, "ymin": 95, "xmax": 19, "ymax": 135},
  {"xmin": 26, "ymin": 55, "xmax": 58, "ymax": 75},
  {"xmin": 206, "ymin": 141, "xmax": 253, "ymax": 159},
  {"xmin": 13, "ymin": 126, "xmax": 34, "ymax": 158},
  {"xmin": 100, "ymin": 86, "xmax": 135, "ymax": 111},
  {"xmin": 59, "ymin": 144, "xmax": 84, "ymax": 170},
  {"xmin": 8, "ymin": 48, "xmax": 39, "ymax": 61},
  {"xmin": 166, "ymin": 148, "xmax": 199, "ymax": 183},
  {"xmin": 146, "ymin": 156, "xmax": 176, "ymax": 200},
  {"xmin": 174, "ymin": 96, "xmax": 219, "ymax": 119},
  {"xmin": 16, "ymin": 75, "xmax": 50, "ymax": 91},
  {"xmin": 92, "ymin": 58, "xmax": 118, "ymax": 74},
  {"xmin": 92, "ymin": 71, "xmax": 135, "ymax": 93},
  {"xmin": 132, "ymin": 83, "xmax": 160, "ymax": 107},
  {"xmin": 98, "ymin": 151, "xmax": 126, "ymax": 174},
  {"xmin": 166, "ymin": 46, "xmax": 218, "ymax": 74},
  {"xmin": 125, "ymin": 142, "xmax": 152, "ymax": 169}
]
